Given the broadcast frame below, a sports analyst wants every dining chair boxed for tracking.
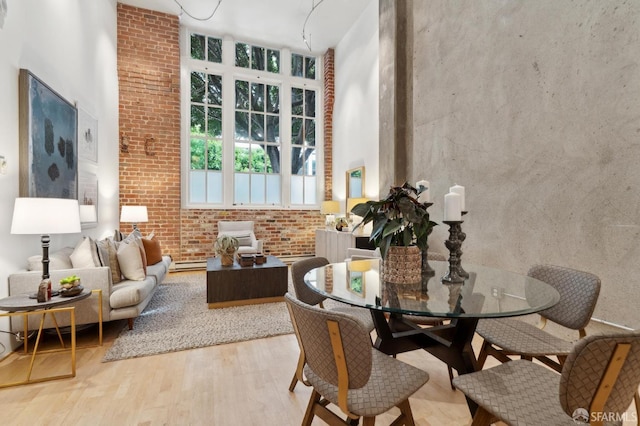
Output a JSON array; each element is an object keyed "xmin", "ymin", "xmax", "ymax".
[
  {"xmin": 475, "ymin": 264, "xmax": 601, "ymax": 372},
  {"xmin": 288, "ymin": 257, "xmax": 375, "ymax": 392},
  {"xmin": 452, "ymin": 330, "xmax": 640, "ymax": 426},
  {"xmin": 285, "ymin": 293, "xmax": 429, "ymax": 426}
]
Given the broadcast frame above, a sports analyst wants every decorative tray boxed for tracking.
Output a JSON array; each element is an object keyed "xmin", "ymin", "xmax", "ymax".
[{"xmin": 60, "ymin": 285, "xmax": 84, "ymax": 297}]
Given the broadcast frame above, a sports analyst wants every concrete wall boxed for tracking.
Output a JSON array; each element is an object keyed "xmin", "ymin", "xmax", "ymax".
[
  {"xmin": 408, "ymin": 1, "xmax": 640, "ymax": 328},
  {"xmin": 0, "ymin": 0, "xmax": 119, "ymax": 354}
]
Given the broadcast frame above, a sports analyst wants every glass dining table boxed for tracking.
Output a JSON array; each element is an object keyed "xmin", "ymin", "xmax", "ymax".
[{"xmin": 304, "ymin": 258, "xmax": 560, "ymax": 408}]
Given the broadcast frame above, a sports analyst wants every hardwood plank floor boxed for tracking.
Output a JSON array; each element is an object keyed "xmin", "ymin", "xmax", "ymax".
[{"xmin": 0, "ymin": 271, "xmax": 635, "ymax": 426}]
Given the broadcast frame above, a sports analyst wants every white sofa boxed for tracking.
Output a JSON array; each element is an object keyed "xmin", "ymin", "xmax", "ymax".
[
  {"xmin": 8, "ymin": 238, "xmax": 171, "ymax": 331},
  {"xmin": 217, "ymin": 220, "xmax": 263, "ymax": 254}
]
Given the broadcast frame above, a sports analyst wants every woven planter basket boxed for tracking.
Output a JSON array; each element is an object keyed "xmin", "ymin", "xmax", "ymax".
[{"xmin": 381, "ymin": 246, "xmax": 422, "ymax": 284}]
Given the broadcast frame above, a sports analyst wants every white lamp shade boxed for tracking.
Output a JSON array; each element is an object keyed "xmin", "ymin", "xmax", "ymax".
[
  {"xmin": 120, "ymin": 205, "xmax": 148, "ymax": 223},
  {"xmin": 320, "ymin": 200, "xmax": 340, "ymax": 215},
  {"xmin": 11, "ymin": 198, "xmax": 81, "ymax": 235},
  {"xmin": 79, "ymin": 204, "xmax": 97, "ymax": 223}
]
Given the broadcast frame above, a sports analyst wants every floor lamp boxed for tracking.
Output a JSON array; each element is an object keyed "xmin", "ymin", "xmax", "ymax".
[{"xmin": 10, "ymin": 198, "xmax": 81, "ymax": 283}]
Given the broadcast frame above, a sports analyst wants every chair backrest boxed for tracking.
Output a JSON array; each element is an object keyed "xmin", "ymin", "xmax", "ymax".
[
  {"xmin": 528, "ymin": 264, "xmax": 600, "ymax": 330},
  {"xmin": 218, "ymin": 220, "xmax": 254, "ymax": 234},
  {"xmin": 559, "ymin": 330, "xmax": 640, "ymax": 420},
  {"xmin": 285, "ymin": 293, "xmax": 372, "ymax": 389},
  {"xmin": 291, "ymin": 257, "xmax": 329, "ymax": 307}
]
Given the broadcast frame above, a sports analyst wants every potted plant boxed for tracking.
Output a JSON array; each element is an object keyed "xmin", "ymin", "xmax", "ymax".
[
  {"xmin": 351, "ymin": 182, "xmax": 437, "ymax": 283},
  {"xmin": 214, "ymin": 235, "xmax": 239, "ymax": 266}
]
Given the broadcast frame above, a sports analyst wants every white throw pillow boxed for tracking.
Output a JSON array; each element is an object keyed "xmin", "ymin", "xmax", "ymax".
[
  {"xmin": 117, "ymin": 239, "xmax": 146, "ymax": 281},
  {"xmin": 27, "ymin": 247, "xmax": 74, "ymax": 271},
  {"xmin": 70, "ymin": 237, "xmax": 98, "ymax": 269}
]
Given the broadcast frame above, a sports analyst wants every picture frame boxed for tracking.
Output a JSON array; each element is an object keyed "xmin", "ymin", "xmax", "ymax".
[
  {"xmin": 78, "ymin": 170, "xmax": 98, "ymax": 228},
  {"xmin": 347, "ymin": 271, "xmax": 365, "ymax": 297},
  {"xmin": 19, "ymin": 69, "xmax": 78, "ymax": 199},
  {"xmin": 78, "ymin": 107, "xmax": 98, "ymax": 163}
]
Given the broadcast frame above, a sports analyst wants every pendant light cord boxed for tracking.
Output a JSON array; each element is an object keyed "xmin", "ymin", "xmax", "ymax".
[
  {"xmin": 173, "ymin": 0, "xmax": 222, "ymax": 21},
  {"xmin": 302, "ymin": 0, "xmax": 327, "ymax": 51}
]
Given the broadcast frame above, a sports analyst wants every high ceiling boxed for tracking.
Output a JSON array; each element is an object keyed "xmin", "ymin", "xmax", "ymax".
[{"xmin": 118, "ymin": 0, "xmax": 372, "ymax": 53}]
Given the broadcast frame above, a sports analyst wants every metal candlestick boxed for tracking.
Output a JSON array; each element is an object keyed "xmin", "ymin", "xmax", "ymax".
[
  {"xmin": 456, "ymin": 211, "xmax": 469, "ymax": 278},
  {"xmin": 442, "ymin": 221, "xmax": 465, "ymax": 283}
]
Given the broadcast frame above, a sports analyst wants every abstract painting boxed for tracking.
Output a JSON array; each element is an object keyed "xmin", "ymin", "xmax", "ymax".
[{"xmin": 19, "ymin": 69, "xmax": 77, "ymax": 199}]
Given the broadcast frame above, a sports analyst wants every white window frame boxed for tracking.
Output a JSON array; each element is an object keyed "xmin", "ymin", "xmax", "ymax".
[{"xmin": 180, "ymin": 30, "xmax": 324, "ymax": 210}]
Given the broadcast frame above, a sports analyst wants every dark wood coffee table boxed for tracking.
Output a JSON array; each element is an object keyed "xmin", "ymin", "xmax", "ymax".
[{"xmin": 206, "ymin": 255, "xmax": 288, "ymax": 308}]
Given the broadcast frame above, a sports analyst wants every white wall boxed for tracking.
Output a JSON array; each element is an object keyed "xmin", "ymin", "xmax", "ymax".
[
  {"xmin": 332, "ymin": 0, "xmax": 379, "ymax": 212},
  {"xmin": 0, "ymin": 0, "xmax": 119, "ymax": 354}
]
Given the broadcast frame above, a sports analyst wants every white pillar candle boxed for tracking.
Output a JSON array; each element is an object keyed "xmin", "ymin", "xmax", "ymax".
[
  {"xmin": 416, "ymin": 180, "xmax": 430, "ymax": 203},
  {"xmin": 450, "ymin": 184, "xmax": 466, "ymax": 211},
  {"xmin": 444, "ymin": 192, "xmax": 462, "ymax": 221}
]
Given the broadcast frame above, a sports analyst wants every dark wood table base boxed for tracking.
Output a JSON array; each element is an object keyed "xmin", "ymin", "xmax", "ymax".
[{"xmin": 371, "ymin": 311, "xmax": 480, "ymax": 414}]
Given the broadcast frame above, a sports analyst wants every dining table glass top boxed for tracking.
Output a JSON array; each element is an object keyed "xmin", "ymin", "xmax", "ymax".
[{"xmin": 304, "ymin": 259, "xmax": 560, "ymax": 319}]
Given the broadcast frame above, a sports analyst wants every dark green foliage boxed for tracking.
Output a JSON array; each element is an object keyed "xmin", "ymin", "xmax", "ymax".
[{"xmin": 351, "ymin": 183, "xmax": 437, "ymax": 259}]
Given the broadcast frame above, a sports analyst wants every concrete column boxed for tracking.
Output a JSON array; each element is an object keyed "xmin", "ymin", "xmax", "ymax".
[{"xmin": 379, "ymin": 0, "xmax": 413, "ymax": 196}]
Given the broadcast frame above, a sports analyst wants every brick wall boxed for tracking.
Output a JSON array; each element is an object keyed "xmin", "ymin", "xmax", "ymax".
[
  {"xmin": 117, "ymin": 5, "xmax": 330, "ymax": 262},
  {"xmin": 324, "ymin": 49, "xmax": 335, "ymax": 201}
]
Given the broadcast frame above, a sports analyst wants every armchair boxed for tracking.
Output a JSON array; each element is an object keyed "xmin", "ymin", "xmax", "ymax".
[{"xmin": 217, "ymin": 221, "xmax": 263, "ymax": 254}]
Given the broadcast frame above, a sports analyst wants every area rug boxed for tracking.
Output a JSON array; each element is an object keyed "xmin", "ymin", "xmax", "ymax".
[{"xmin": 102, "ymin": 272, "xmax": 293, "ymax": 361}]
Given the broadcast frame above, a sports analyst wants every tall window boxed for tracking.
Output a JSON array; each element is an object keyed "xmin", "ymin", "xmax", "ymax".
[{"xmin": 185, "ymin": 33, "xmax": 322, "ymax": 208}]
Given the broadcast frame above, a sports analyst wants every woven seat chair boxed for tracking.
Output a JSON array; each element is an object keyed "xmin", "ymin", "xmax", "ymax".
[
  {"xmin": 453, "ymin": 330, "xmax": 640, "ymax": 426},
  {"xmin": 475, "ymin": 264, "xmax": 601, "ymax": 372},
  {"xmin": 288, "ymin": 257, "xmax": 375, "ymax": 392},
  {"xmin": 285, "ymin": 293, "xmax": 429, "ymax": 426}
]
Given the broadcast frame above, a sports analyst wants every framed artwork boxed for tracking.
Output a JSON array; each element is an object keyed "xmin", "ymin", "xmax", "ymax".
[
  {"xmin": 78, "ymin": 170, "xmax": 98, "ymax": 228},
  {"xmin": 78, "ymin": 108, "xmax": 98, "ymax": 163},
  {"xmin": 19, "ymin": 69, "xmax": 78, "ymax": 199}
]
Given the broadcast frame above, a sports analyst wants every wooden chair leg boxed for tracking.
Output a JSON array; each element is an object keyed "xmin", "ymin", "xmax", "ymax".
[
  {"xmin": 362, "ymin": 416, "xmax": 376, "ymax": 426},
  {"xmin": 448, "ymin": 366, "xmax": 456, "ymax": 390},
  {"xmin": 288, "ymin": 372, "xmax": 298, "ymax": 392},
  {"xmin": 302, "ymin": 389, "xmax": 321, "ymax": 426},
  {"xmin": 127, "ymin": 318, "xmax": 134, "ymax": 330},
  {"xmin": 396, "ymin": 399, "xmax": 416, "ymax": 426},
  {"xmin": 470, "ymin": 406, "xmax": 497, "ymax": 426}
]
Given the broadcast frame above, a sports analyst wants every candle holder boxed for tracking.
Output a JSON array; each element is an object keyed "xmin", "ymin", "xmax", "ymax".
[
  {"xmin": 442, "ymin": 221, "xmax": 465, "ymax": 283},
  {"xmin": 421, "ymin": 202, "xmax": 435, "ymax": 277},
  {"xmin": 456, "ymin": 211, "xmax": 469, "ymax": 278}
]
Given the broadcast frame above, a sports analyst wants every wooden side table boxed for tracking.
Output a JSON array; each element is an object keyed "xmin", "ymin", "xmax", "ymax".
[{"xmin": 0, "ymin": 290, "xmax": 97, "ymax": 388}]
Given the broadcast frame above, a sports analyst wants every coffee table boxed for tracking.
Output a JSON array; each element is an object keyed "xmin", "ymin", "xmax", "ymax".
[{"xmin": 206, "ymin": 255, "xmax": 288, "ymax": 308}]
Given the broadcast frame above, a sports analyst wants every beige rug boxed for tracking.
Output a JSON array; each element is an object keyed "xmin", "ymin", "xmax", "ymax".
[{"xmin": 102, "ymin": 272, "xmax": 293, "ymax": 361}]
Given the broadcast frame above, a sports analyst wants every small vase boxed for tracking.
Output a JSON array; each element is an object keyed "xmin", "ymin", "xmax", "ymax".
[
  {"xmin": 381, "ymin": 246, "xmax": 422, "ymax": 284},
  {"xmin": 220, "ymin": 253, "xmax": 235, "ymax": 266}
]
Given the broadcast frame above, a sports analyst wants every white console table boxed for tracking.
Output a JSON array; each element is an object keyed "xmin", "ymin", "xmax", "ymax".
[{"xmin": 315, "ymin": 229, "xmax": 373, "ymax": 263}]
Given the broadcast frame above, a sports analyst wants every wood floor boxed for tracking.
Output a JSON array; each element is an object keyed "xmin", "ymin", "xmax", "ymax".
[{"xmin": 0, "ymin": 271, "xmax": 635, "ymax": 426}]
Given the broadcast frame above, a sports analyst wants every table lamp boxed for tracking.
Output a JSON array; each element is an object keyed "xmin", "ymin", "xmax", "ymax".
[
  {"xmin": 10, "ymin": 198, "xmax": 81, "ymax": 281},
  {"xmin": 320, "ymin": 200, "xmax": 340, "ymax": 230},
  {"xmin": 120, "ymin": 205, "xmax": 148, "ymax": 231}
]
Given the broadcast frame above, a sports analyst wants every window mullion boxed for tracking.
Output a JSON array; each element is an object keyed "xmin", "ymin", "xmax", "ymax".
[{"xmin": 222, "ymin": 36, "xmax": 235, "ymax": 207}]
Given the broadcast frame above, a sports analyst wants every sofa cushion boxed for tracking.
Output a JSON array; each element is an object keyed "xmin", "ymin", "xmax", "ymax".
[
  {"xmin": 27, "ymin": 247, "xmax": 74, "ymax": 271},
  {"xmin": 142, "ymin": 236, "xmax": 163, "ymax": 265},
  {"xmin": 96, "ymin": 238, "xmax": 123, "ymax": 284},
  {"xmin": 220, "ymin": 231, "xmax": 254, "ymax": 247},
  {"xmin": 117, "ymin": 238, "xmax": 146, "ymax": 281},
  {"xmin": 110, "ymin": 277, "xmax": 156, "ymax": 309},
  {"xmin": 146, "ymin": 255, "xmax": 170, "ymax": 283},
  {"xmin": 70, "ymin": 237, "xmax": 100, "ymax": 268}
]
